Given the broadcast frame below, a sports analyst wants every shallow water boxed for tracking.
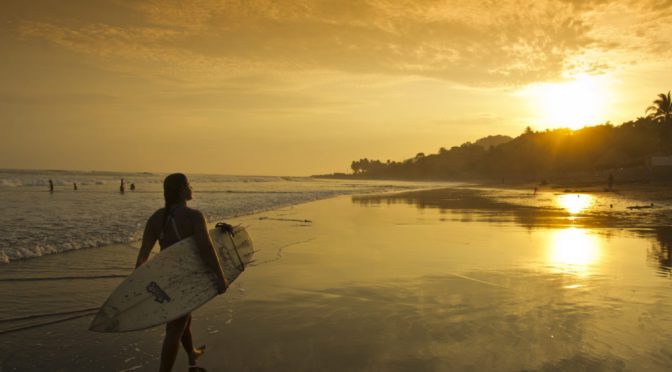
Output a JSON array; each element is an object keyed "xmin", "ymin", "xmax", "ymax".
[{"xmin": 2, "ymin": 187, "xmax": 672, "ymax": 371}]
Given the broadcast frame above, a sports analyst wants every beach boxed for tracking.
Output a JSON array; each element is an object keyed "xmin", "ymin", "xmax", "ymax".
[
  {"xmin": 2, "ymin": 183, "xmax": 672, "ymax": 371},
  {"xmin": 5, "ymin": 1, "xmax": 672, "ymax": 370}
]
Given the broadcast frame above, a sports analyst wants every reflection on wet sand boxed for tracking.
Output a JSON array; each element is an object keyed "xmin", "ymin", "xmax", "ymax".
[
  {"xmin": 547, "ymin": 227, "xmax": 601, "ymax": 276},
  {"xmin": 352, "ymin": 188, "xmax": 598, "ymax": 229},
  {"xmin": 646, "ymin": 226, "xmax": 672, "ymax": 277},
  {"xmin": 221, "ymin": 270, "xmax": 651, "ymax": 371},
  {"xmin": 352, "ymin": 188, "xmax": 672, "ymax": 230},
  {"xmin": 557, "ymin": 193, "xmax": 593, "ymax": 215},
  {"xmin": 212, "ymin": 193, "xmax": 672, "ymax": 371},
  {"xmin": 353, "ymin": 188, "xmax": 672, "ymax": 277}
]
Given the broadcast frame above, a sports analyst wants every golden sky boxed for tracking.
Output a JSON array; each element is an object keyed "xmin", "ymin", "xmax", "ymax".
[{"xmin": 2, "ymin": 0, "xmax": 671, "ymax": 175}]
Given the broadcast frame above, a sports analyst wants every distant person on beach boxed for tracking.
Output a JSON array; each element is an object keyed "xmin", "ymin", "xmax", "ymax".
[
  {"xmin": 48, "ymin": 179, "xmax": 53, "ymax": 193},
  {"xmin": 120, "ymin": 178, "xmax": 125, "ymax": 194},
  {"xmin": 608, "ymin": 173, "xmax": 614, "ymax": 191},
  {"xmin": 73, "ymin": 182, "xmax": 78, "ymax": 191},
  {"xmin": 130, "ymin": 183, "xmax": 135, "ymax": 191},
  {"xmin": 135, "ymin": 173, "xmax": 228, "ymax": 372}
]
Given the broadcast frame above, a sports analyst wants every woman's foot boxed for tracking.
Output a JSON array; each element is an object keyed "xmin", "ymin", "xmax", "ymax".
[{"xmin": 188, "ymin": 345, "xmax": 206, "ymax": 366}]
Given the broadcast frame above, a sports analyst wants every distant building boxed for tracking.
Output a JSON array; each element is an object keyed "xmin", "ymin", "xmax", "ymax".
[{"xmin": 651, "ymin": 156, "xmax": 672, "ymax": 167}]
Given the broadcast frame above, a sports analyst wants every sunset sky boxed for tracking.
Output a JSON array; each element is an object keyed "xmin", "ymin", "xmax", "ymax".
[{"xmin": 2, "ymin": 0, "xmax": 671, "ymax": 176}]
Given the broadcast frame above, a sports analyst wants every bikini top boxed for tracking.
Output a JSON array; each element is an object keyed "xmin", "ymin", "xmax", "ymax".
[{"xmin": 158, "ymin": 206, "xmax": 183, "ymax": 250}]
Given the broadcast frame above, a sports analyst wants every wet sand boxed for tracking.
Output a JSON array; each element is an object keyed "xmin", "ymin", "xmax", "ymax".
[{"xmin": 2, "ymin": 187, "xmax": 672, "ymax": 371}]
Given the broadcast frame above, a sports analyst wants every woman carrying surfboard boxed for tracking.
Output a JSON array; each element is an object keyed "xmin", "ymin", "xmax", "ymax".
[{"xmin": 136, "ymin": 173, "xmax": 229, "ymax": 372}]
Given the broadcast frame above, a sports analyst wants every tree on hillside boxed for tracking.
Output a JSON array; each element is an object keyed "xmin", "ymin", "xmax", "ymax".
[
  {"xmin": 646, "ymin": 91, "xmax": 672, "ymax": 124},
  {"xmin": 646, "ymin": 91, "xmax": 672, "ymax": 154},
  {"xmin": 351, "ymin": 158, "xmax": 370, "ymax": 174}
]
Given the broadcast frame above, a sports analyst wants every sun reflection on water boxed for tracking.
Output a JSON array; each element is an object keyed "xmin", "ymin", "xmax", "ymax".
[
  {"xmin": 547, "ymin": 227, "xmax": 601, "ymax": 276},
  {"xmin": 556, "ymin": 194, "xmax": 593, "ymax": 214}
]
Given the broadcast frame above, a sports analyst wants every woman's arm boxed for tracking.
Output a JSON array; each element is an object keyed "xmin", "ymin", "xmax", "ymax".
[
  {"xmin": 192, "ymin": 211, "xmax": 228, "ymax": 293},
  {"xmin": 136, "ymin": 218, "xmax": 157, "ymax": 268}
]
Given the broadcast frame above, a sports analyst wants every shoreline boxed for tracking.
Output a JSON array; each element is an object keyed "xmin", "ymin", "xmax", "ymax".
[
  {"xmin": 0, "ymin": 178, "xmax": 438, "ymax": 266},
  {"xmin": 2, "ymin": 176, "xmax": 668, "ymax": 268},
  {"xmin": 316, "ymin": 171, "xmax": 672, "ymax": 207}
]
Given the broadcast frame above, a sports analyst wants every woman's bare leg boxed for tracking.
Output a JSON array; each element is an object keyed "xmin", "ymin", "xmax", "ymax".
[
  {"xmin": 159, "ymin": 315, "xmax": 190, "ymax": 372},
  {"xmin": 180, "ymin": 315, "xmax": 206, "ymax": 365}
]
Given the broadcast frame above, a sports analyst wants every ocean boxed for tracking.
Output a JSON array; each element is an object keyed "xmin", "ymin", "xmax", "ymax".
[{"xmin": 0, "ymin": 169, "xmax": 431, "ymax": 264}]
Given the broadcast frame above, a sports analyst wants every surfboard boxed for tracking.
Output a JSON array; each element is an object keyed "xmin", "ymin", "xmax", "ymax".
[{"xmin": 89, "ymin": 225, "xmax": 254, "ymax": 332}]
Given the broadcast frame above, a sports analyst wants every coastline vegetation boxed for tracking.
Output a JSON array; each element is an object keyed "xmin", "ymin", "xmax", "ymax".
[{"xmin": 318, "ymin": 92, "xmax": 672, "ymax": 184}]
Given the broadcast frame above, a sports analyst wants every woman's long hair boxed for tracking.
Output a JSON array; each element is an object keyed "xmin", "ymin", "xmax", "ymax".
[{"xmin": 163, "ymin": 173, "xmax": 188, "ymax": 226}]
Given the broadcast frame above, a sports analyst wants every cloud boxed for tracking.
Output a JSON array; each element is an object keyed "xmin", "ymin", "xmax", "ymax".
[
  {"xmin": 10, "ymin": 0, "xmax": 672, "ymax": 87},
  {"xmin": 0, "ymin": 92, "xmax": 119, "ymax": 106},
  {"xmin": 146, "ymin": 89, "xmax": 359, "ymax": 116}
]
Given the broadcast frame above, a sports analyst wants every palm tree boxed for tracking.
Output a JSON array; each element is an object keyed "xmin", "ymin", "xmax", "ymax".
[{"xmin": 646, "ymin": 91, "xmax": 672, "ymax": 124}]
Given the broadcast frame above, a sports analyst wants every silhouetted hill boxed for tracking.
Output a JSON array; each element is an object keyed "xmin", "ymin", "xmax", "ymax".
[
  {"xmin": 317, "ymin": 115, "xmax": 672, "ymax": 183},
  {"xmin": 474, "ymin": 135, "xmax": 512, "ymax": 149}
]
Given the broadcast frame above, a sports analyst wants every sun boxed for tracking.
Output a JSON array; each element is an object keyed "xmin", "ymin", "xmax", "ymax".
[{"xmin": 522, "ymin": 74, "xmax": 609, "ymax": 130}]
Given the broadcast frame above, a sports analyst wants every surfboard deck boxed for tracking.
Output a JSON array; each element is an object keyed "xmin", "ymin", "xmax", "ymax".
[{"xmin": 89, "ymin": 225, "xmax": 254, "ymax": 332}]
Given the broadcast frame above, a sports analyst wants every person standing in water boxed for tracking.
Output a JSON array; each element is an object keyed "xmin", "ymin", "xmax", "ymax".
[
  {"xmin": 608, "ymin": 173, "xmax": 614, "ymax": 191},
  {"xmin": 73, "ymin": 182, "xmax": 78, "ymax": 191},
  {"xmin": 135, "ymin": 173, "xmax": 228, "ymax": 372},
  {"xmin": 120, "ymin": 178, "xmax": 125, "ymax": 194},
  {"xmin": 48, "ymin": 179, "xmax": 54, "ymax": 193},
  {"xmin": 130, "ymin": 183, "xmax": 136, "ymax": 191}
]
